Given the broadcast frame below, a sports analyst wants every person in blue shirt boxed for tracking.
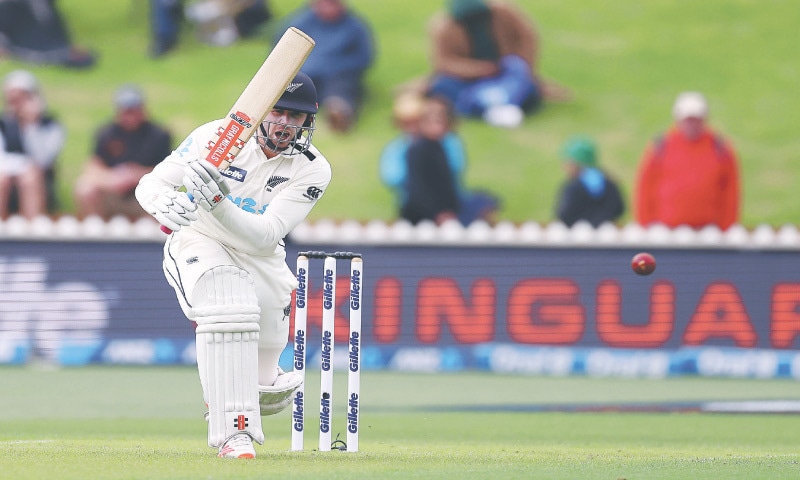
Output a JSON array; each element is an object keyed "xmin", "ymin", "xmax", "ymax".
[
  {"xmin": 554, "ymin": 136, "xmax": 625, "ymax": 227},
  {"xmin": 274, "ymin": 0, "xmax": 374, "ymax": 132}
]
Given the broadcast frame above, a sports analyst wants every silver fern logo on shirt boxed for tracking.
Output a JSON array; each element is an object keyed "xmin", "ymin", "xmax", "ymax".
[
  {"xmin": 265, "ymin": 175, "xmax": 289, "ymax": 192},
  {"xmin": 220, "ymin": 166, "xmax": 247, "ymax": 182}
]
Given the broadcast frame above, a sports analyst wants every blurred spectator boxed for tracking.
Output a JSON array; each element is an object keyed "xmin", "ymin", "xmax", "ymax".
[
  {"xmin": 379, "ymin": 92, "xmax": 426, "ymax": 208},
  {"xmin": 274, "ymin": 0, "xmax": 374, "ymax": 133},
  {"xmin": 74, "ymin": 85, "xmax": 172, "ymax": 220},
  {"xmin": 150, "ymin": 0, "xmax": 271, "ymax": 57},
  {"xmin": 634, "ymin": 92, "xmax": 740, "ymax": 230},
  {"xmin": 0, "ymin": 0, "xmax": 96, "ymax": 69},
  {"xmin": 0, "ymin": 70, "xmax": 65, "ymax": 220},
  {"xmin": 554, "ymin": 136, "xmax": 625, "ymax": 227},
  {"xmin": 382, "ymin": 92, "xmax": 500, "ymax": 225},
  {"xmin": 425, "ymin": 0, "xmax": 570, "ymax": 128},
  {"xmin": 396, "ymin": 94, "xmax": 500, "ymax": 225}
]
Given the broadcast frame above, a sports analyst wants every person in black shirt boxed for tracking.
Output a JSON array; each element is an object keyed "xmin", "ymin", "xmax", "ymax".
[
  {"xmin": 74, "ymin": 85, "xmax": 172, "ymax": 220},
  {"xmin": 400, "ymin": 96, "xmax": 461, "ymax": 225},
  {"xmin": 555, "ymin": 136, "xmax": 625, "ymax": 227}
]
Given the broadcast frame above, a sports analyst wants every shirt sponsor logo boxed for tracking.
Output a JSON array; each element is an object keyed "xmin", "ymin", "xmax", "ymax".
[
  {"xmin": 303, "ymin": 186, "xmax": 323, "ymax": 200},
  {"xmin": 177, "ymin": 137, "xmax": 193, "ymax": 157},
  {"xmin": 220, "ymin": 166, "xmax": 247, "ymax": 182},
  {"xmin": 229, "ymin": 196, "xmax": 267, "ymax": 214}
]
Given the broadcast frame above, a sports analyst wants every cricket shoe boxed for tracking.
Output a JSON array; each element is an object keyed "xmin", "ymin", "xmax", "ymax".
[{"xmin": 218, "ymin": 434, "xmax": 256, "ymax": 459}]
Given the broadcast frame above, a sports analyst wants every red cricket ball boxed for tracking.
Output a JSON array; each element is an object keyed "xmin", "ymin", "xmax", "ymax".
[{"xmin": 631, "ymin": 252, "xmax": 656, "ymax": 275}]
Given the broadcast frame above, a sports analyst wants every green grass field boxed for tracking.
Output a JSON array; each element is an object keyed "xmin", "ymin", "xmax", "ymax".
[
  {"xmin": 1, "ymin": 0, "xmax": 798, "ymax": 226},
  {"xmin": 2, "ymin": 366, "xmax": 799, "ymax": 479}
]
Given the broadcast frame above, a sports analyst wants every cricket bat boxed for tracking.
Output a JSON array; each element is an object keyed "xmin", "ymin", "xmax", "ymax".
[{"xmin": 161, "ymin": 27, "xmax": 315, "ymax": 233}]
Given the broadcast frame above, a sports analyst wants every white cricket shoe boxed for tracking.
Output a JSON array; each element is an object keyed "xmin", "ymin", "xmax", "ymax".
[{"xmin": 218, "ymin": 434, "xmax": 256, "ymax": 459}]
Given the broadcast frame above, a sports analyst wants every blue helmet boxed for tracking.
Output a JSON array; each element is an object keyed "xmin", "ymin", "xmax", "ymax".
[
  {"xmin": 274, "ymin": 72, "xmax": 318, "ymax": 114},
  {"xmin": 257, "ymin": 72, "xmax": 317, "ymax": 155}
]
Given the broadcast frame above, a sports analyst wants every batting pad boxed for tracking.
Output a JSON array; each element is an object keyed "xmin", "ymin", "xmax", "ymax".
[
  {"xmin": 197, "ymin": 326, "xmax": 263, "ymax": 447},
  {"xmin": 192, "ymin": 266, "xmax": 264, "ymax": 447}
]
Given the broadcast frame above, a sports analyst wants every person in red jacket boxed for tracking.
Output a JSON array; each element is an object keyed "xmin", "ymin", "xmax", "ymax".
[{"xmin": 634, "ymin": 91, "xmax": 740, "ymax": 230}]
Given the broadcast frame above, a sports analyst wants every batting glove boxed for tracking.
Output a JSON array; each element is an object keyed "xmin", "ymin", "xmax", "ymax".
[
  {"xmin": 144, "ymin": 186, "xmax": 199, "ymax": 232},
  {"xmin": 183, "ymin": 159, "xmax": 231, "ymax": 212}
]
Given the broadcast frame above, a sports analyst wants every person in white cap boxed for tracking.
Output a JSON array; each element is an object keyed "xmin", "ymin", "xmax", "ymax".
[
  {"xmin": 634, "ymin": 91, "xmax": 740, "ymax": 230},
  {"xmin": 0, "ymin": 69, "xmax": 65, "ymax": 220}
]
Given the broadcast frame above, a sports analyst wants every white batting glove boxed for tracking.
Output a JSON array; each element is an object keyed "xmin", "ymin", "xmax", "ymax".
[
  {"xmin": 183, "ymin": 159, "xmax": 230, "ymax": 212},
  {"xmin": 144, "ymin": 186, "xmax": 198, "ymax": 232}
]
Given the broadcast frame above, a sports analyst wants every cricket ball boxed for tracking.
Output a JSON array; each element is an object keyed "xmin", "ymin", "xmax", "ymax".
[{"xmin": 631, "ymin": 252, "xmax": 656, "ymax": 276}]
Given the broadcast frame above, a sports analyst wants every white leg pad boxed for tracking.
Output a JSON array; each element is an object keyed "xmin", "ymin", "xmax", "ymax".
[
  {"xmin": 192, "ymin": 265, "xmax": 264, "ymax": 447},
  {"xmin": 259, "ymin": 368, "xmax": 304, "ymax": 416}
]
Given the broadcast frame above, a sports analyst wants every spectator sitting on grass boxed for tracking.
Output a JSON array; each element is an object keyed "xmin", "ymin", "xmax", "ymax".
[
  {"xmin": 425, "ymin": 0, "xmax": 571, "ymax": 128},
  {"xmin": 148, "ymin": 0, "xmax": 272, "ymax": 57},
  {"xmin": 0, "ymin": 0, "xmax": 96, "ymax": 69}
]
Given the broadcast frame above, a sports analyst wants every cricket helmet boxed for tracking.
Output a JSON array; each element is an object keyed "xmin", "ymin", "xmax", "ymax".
[
  {"xmin": 257, "ymin": 72, "xmax": 317, "ymax": 155},
  {"xmin": 274, "ymin": 71, "xmax": 318, "ymax": 115}
]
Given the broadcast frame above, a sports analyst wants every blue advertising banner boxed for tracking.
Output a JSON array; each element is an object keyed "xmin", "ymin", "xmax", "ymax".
[{"xmin": 1, "ymin": 240, "xmax": 799, "ymax": 378}]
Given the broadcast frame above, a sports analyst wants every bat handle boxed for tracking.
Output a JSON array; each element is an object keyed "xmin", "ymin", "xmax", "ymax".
[{"xmin": 159, "ymin": 192, "xmax": 195, "ymax": 235}]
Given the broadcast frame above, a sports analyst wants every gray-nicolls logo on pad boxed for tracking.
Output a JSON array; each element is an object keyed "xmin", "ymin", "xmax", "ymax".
[{"xmin": 285, "ymin": 82, "xmax": 303, "ymax": 93}]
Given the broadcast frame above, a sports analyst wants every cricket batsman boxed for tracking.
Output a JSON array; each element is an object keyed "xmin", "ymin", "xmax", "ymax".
[{"xmin": 134, "ymin": 72, "xmax": 331, "ymax": 459}]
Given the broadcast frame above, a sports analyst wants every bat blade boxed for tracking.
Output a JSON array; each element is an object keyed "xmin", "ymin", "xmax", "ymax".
[
  {"xmin": 204, "ymin": 27, "xmax": 315, "ymax": 170},
  {"xmin": 160, "ymin": 27, "xmax": 315, "ymax": 234}
]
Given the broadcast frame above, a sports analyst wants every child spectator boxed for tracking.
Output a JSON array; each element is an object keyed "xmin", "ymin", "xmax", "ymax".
[{"xmin": 554, "ymin": 136, "xmax": 625, "ymax": 227}]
